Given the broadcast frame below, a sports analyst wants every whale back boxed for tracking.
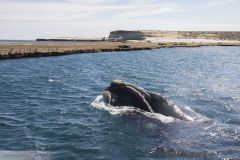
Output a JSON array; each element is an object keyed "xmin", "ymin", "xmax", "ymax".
[{"xmin": 148, "ymin": 92, "xmax": 191, "ymax": 120}]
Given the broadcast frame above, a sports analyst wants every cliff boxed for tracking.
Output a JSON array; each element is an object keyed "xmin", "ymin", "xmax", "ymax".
[
  {"xmin": 109, "ymin": 30, "xmax": 145, "ymax": 40},
  {"xmin": 109, "ymin": 30, "xmax": 240, "ymax": 41}
]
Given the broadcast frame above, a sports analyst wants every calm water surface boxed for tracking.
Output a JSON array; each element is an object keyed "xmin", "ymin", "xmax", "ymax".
[{"xmin": 0, "ymin": 47, "xmax": 239, "ymax": 160}]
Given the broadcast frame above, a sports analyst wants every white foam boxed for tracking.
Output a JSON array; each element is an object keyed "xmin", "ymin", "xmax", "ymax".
[
  {"xmin": 91, "ymin": 95, "xmax": 175, "ymax": 123},
  {"xmin": 48, "ymin": 78, "xmax": 54, "ymax": 82},
  {"xmin": 0, "ymin": 151, "xmax": 50, "ymax": 160},
  {"xmin": 48, "ymin": 78, "xmax": 61, "ymax": 83}
]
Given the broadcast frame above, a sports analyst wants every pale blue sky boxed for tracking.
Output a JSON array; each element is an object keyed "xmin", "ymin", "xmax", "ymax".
[{"xmin": 0, "ymin": 0, "xmax": 239, "ymax": 39}]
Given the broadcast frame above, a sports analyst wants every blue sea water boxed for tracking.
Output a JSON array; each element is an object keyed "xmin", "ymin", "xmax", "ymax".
[{"xmin": 0, "ymin": 46, "xmax": 239, "ymax": 160}]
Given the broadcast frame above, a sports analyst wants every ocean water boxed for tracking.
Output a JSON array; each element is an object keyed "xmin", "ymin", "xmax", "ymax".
[{"xmin": 0, "ymin": 46, "xmax": 239, "ymax": 160}]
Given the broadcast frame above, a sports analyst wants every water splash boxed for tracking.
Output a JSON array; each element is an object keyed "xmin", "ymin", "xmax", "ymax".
[{"xmin": 91, "ymin": 95, "xmax": 175, "ymax": 123}]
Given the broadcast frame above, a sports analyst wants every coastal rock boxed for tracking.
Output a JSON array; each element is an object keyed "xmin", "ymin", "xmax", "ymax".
[{"xmin": 109, "ymin": 30, "xmax": 145, "ymax": 40}]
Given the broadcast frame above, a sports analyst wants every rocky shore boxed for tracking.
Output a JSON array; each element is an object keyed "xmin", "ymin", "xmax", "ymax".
[{"xmin": 0, "ymin": 41, "xmax": 240, "ymax": 59}]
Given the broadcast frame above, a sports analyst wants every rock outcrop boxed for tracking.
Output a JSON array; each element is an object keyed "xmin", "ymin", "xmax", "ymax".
[{"xmin": 109, "ymin": 30, "xmax": 145, "ymax": 40}]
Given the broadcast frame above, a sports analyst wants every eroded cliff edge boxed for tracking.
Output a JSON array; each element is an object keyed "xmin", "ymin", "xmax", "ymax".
[{"xmin": 109, "ymin": 30, "xmax": 240, "ymax": 42}]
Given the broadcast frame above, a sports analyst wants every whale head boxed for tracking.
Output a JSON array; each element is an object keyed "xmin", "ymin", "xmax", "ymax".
[{"xmin": 103, "ymin": 80, "xmax": 193, "ymax": 121}]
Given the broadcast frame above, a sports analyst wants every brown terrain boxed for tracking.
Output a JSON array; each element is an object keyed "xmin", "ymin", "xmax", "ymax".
[
  {"xmin": 0, "ymin": 41, "xmax": 159, "ymax": 59},
  {"xmin": 1, "ymin": 30, "xmax": 240, "ymax": 59}
]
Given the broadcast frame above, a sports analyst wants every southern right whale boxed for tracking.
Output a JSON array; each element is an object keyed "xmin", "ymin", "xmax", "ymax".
[{"xmin": 103, "ymin": 80, "xmax": 193, "ymax": 121}]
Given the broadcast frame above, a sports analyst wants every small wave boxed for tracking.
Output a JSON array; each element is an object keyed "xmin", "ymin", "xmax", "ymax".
[
  {"xmin": 0, "ymin": 151, "xmax": 50, "ymax": 160},
  {"xmin": 149, "ymin": 146, "xmax": 216, "ymax": 158},
  {"xmin": 184, "ymin": 106, "xmax": 209, "ymax": 122},
  {"xmin": 48, "ymin": 78, "xmax": 61, "ymax": 83},
  {"xmin": 91, "ymin": 95, "xmax": 175, "ymax": 123}
]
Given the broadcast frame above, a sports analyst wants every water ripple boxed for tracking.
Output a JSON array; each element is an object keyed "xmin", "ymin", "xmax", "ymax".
[{"xmin": 0, "ymin": 47, "xmax": 240, "ymax": 159}]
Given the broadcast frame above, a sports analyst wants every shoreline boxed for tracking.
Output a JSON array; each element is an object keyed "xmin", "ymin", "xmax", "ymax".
[{"xmin": 0, "ymin": 41, "xmax": 240, "ymax": 60}]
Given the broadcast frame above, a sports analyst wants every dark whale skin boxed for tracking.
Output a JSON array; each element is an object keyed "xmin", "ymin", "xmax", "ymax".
[{"xmin": 103, "ymin": 80, "xmax": 192, "ymax": 121}]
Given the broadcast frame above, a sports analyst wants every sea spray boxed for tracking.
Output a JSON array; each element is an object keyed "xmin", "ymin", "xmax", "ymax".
[{"xmin": 91, "ymin": 95, "xmax": 175, "ymax": 123}]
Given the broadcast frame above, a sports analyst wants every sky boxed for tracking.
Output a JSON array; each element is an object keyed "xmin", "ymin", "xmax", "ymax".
[{"xmin": 0, "ymin": 0, "xmax": 240, "ymax": 40}]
